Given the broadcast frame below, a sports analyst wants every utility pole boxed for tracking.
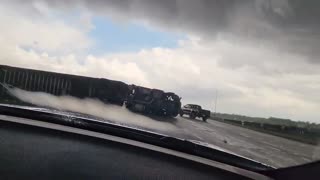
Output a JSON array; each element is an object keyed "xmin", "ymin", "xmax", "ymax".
[{"xmin": 214, "ymin": 90, "xmax": 218, "ymax": 117}]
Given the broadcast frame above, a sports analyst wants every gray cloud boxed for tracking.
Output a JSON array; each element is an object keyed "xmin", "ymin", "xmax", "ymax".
[{"xmin": 5, "ymin": 0, "xmax": 320, "ymax": 62}]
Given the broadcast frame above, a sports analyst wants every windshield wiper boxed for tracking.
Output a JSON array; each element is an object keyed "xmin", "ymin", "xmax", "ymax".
[{"xmin": 0, "ymin": 104, "xmax": 274, "ymax": 172}]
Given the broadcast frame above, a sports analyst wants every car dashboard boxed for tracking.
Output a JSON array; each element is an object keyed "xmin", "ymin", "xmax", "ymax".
[{"xmin": 0, "ymin": 114, "xmax": 269, "ymax": 180}]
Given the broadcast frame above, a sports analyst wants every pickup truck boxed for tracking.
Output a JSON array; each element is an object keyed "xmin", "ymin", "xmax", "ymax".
[{"xmin": 179, "ymin": 104, "xmax": 211, "ymax": 121}]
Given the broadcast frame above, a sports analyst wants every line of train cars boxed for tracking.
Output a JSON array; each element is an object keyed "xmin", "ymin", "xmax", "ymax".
[{"xmin": 0, "ymin": 65, "xmax": 181, "ymax": 117}]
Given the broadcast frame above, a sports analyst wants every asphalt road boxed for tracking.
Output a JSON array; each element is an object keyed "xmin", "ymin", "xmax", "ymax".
[
  {"xmin": 1, "ymin": 104, "xmax": 319, "ymax": 168},
  {"xmin": 166, "ymin": 116, "xmax": 320, "ymax": 168}
]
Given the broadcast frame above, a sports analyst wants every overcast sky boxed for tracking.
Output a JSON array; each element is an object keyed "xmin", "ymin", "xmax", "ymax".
[{"xmin": 1, "ymin": 0, "xmax": 319, "ymax": 122}]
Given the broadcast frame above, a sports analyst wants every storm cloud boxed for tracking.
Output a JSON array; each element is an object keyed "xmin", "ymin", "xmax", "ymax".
[{"xmin": 4, "ymin": 0, "xmax": 320, "ymax": 61}]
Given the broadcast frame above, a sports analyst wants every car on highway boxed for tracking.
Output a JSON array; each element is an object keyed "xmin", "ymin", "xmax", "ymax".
[{"xmin": 180, "ymin": 104, "xmax": 211, "ymax": 121}]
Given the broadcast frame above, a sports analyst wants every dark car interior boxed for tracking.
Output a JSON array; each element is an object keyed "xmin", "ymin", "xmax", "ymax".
[{"xmin": 0, "ymin": 118, "xmax": 254, "ymax": 180}]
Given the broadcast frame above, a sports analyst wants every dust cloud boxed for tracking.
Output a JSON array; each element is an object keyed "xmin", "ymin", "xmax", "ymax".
[{"xmin": 6, "ymin": 86, "xmax": 176, "ymax": 132}]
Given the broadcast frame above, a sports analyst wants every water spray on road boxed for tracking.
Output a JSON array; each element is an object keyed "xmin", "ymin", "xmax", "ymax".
[{"xmin": 2, "ymin": 84, "xmax": 176, "ymax": 131}]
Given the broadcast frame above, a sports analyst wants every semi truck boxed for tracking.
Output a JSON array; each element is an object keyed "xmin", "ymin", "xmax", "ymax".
[
  {"xmin": 125, "ymin": 85, "xmax": 181, "ymax": 117},
  {"xmin": 0, "ymin": 65, "xmax": 181, "ymax": 117}
]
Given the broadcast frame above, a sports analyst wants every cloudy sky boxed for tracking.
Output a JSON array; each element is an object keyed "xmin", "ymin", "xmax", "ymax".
[{"xmin": 1, "ymin": 0, "xmax": 319, "ymax": 122}]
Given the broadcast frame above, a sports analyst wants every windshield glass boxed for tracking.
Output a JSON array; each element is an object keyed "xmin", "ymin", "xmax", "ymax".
[
  {"xmin": 185, "ymin": 105, "xmax": 200, "ymax": 109},
  {"xmin": 0, "ymin": 1, "xmax": 319, "ymax": 168}
]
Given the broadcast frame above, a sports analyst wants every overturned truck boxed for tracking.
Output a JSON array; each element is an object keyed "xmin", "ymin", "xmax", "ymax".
[
  {"xmin": 0, "ymin": 65, "xmax": 181, "ymax": 117},
  {"xmin": 126, "ymin": 86, "xmax": 181, "ymax": 116}
]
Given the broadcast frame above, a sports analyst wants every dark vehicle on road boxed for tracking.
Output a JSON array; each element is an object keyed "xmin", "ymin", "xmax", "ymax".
[
  {"xmin": 0, "ymin": 65, "xmax": 181, "ymax": 117},
  {"xmin": 125, "ymin": 85, "xmax": 181, "ymax": 117},
  {"xmin": 180, "ymin": 104, "xmax": 211, "ymax": 121}
]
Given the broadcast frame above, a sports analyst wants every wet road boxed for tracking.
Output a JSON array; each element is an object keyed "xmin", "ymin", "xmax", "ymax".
[
  {"xmin": 169, "ymin": 116, "xmax": 319, "ymax": 168},
  {"xmin": 1, "ymin": 104, "xmax": 319, "ymax": 168}
]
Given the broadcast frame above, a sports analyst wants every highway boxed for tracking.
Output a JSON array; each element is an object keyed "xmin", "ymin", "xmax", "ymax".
[
  {"xmin": 1, "ymin": 103, "xmax": 319, "ymax": 168},
  {"xmin": 163, "ymin": 116, "xmax": 319, "ymax": 168}
]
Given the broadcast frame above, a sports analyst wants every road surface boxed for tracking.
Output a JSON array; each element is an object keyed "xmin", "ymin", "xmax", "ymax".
[
  {"xmin": 1, "ymin": 104, "xmax": 319, "ymax": 168},
  {"xmin": 169, "ymin": 116, "xmax": 319, "ymax": 168}
]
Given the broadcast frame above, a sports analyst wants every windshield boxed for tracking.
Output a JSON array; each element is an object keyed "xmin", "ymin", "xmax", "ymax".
[
  {"xmin": 0, "ymin": 1, "xmax": 319, "ymax": 169},
  {"xmin": 185, "ymin": 104, "xmax": 201, "ymax": 109}
]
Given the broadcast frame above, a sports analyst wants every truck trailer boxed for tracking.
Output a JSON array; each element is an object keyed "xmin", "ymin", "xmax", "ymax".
[{"xmin": 0, "ymin": 65, "xmax": 181, "ymax": 117}]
